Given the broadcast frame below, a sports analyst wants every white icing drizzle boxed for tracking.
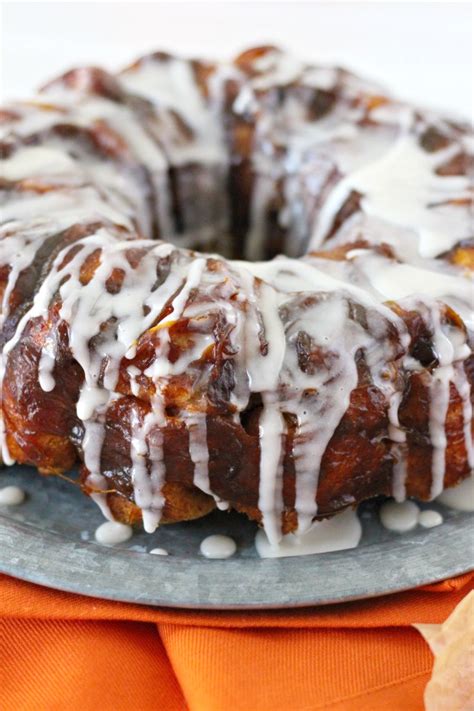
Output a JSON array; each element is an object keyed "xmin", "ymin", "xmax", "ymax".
[
  {"xmin": 0, "ymin": 145, "xmax": 78, "ymax": 183},
  {"xmin": 0, "ymin": 225, "xmax": 56, "ymax": 335},
  {"xmin": 388, "ymin": 392, "xmax": 408, "ymax": 502},
  {"xmin": 257, "ymin": 392, "xmax": 285, "ymax": 545},
  {"xmin": 137, "ymin": 404, "xmax": 168, "ymax": 533},
  {"xmin": 251, "ymin": 50, "xmax": 305, "ymax": 91},
  {"xmin": 429, "ymin": 366, "xmax": 452, "ymax": 499},
  {"xmin": 120, "ymin": 55, "xmax": 226, "ymax": 166},
  {"xmin": 245, "ymin": 172, "xmax": 275, "ymax": 262},
  {"xmin": 309, "ymin": 131, "xmax": 471, "ymax": 261},
  {"xmin": 199, "ymin": 534, "xmax": 237, "ymax": 559},
  {"xmin": 130, "ymin": 409, "xmax": 162, "ymax": 534},
  {"xmin": 452, "ymin": 363, "xmax": 474, "ymax": 469},
  {"xmin": 391, "ymin": 448, "xmax": 408, "ymax": 504},
  {"xmin": 290, "ymin": 299, "xmax": 360, "ymax": 535},
  {"xmin": 255, "ymin": 508, "xmax": 361, "ymax": 558},
  {"xmin": 82, "ymin": 420, "xmax": 113, "ymax": 521},
  {"xmin": 0, "ymin": 229, "xmax": 470, "ymax": 538},
  {"xmin": 0, "ymin": 485, "xmax": 25, "ymax": 505},
  {"xmin": 302, "ymin": 66, "xmax": 339, "ymax": 92},
  {"xmin": 0, "ymin": 416, "xmax": 15, "ymax": 466},
  {"xmin": 37, "ymin": 346, "xmax": 56, "ymax": 392},
  {"xmin": 0, "ymin": 47, "xmax": 472, "ymax": 547},
  {"xmin": 186, "ymin": 413, "xmax": 211, "ymax": 494},
  {"xmin": 235, "ymin": 255, "xmax": 411, "ymax": 537}
]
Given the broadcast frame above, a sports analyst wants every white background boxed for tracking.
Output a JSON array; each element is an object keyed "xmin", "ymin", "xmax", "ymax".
[{"xmin": 1, "ymin": 1, "xmax": 473, "ymax": 118}]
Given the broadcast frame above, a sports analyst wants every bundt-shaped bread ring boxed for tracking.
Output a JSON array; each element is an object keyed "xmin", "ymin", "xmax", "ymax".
[{"xmin": 1, "ymin": 47, "xmax": 472, "ymax": 543}]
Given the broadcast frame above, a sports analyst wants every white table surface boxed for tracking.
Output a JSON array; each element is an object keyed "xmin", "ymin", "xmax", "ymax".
[{"xmin": 1, "ymin": 1, "xmax": 472, "ymax": 118}]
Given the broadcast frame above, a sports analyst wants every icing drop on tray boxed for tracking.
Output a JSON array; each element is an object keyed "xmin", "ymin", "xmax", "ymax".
[
  {"xmin": 436, "ymin": 474, "xmax": 474, "ymax": 512},
  {"xmin": 418, "ymin": 510, "xmax": 443, "ymax": 528},
  {"xmin": 0, "ymin": 485, "xmax": 25, "ymax": 506},
  {"xmin": 200, "ymin": 534, "xmax": 237, "ymax": 559},
  {"xmin": 94, "ymin": 521, "xmax": 133, "ymax": 546},
  {"xmin": 379, "ymin": 500, "xmax": 420, "ymax": 533},
  {"xmin": 255, "ymin": 508, "xmax": 362, "ymax": 558}
]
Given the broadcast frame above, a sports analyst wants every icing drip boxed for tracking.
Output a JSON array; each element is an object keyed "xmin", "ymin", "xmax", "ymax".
[
  {"xmin": 425, "ymin": 299, "xmax": 471, "ymax": 500},
  {"xmin": 130, "ymin": 409, "xmax": 164, "ymax": 534},
  {"xmin": 82, "ymin": 420, "xmax": 112, "ymax": 521},
  {"xmin": 186, "ymin": 413, "xmax": 211, "ymax": 495},
  {"xmin": 0, "ymin": 414, "xmax": 15, "ymax": 465},
  {"xmin": 391, "ymin": 449, "xmax": 408, "ymax": 504},
  {"xmin": 37, "ymin": 346, "xmax": 56, "ymax": 392},
  {"xmin": 388, "ymin": 392, "xmax": 407, "ymax": 502},
  {"xmin": 245, "ymin": 172, "xmax": 275, "ymax": 262},
  {"xmin": 452, "ymin": 364, "xmax": 474, "ymax": 469},
  {"xmin": 257, "ymin": 393, "xmax": 285, "ymax": 545},
  {"xmin": 429, "ymin": 366, "xmax": 452, "ymax": 499}
]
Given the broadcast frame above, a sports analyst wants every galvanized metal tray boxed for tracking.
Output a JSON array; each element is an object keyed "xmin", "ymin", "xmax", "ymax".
[{"xmin": 0, "ymin": 465, "xmax": 472, "ymax": 609}]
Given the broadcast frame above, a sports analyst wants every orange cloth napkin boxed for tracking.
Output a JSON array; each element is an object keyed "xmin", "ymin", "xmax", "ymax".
[{"xmin": 1, "ymin": 572, "xmax": 472, "ymax": 711}]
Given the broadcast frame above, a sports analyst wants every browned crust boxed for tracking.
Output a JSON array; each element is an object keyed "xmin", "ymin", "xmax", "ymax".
[{"xmin": 1, "ymin": 58, "xmax": 472, "ymax": 534}]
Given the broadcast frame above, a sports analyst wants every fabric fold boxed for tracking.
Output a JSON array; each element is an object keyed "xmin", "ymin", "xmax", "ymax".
[{"xmin": 0, "ymin": 573, "xmax": 472, "ymax": 711}]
